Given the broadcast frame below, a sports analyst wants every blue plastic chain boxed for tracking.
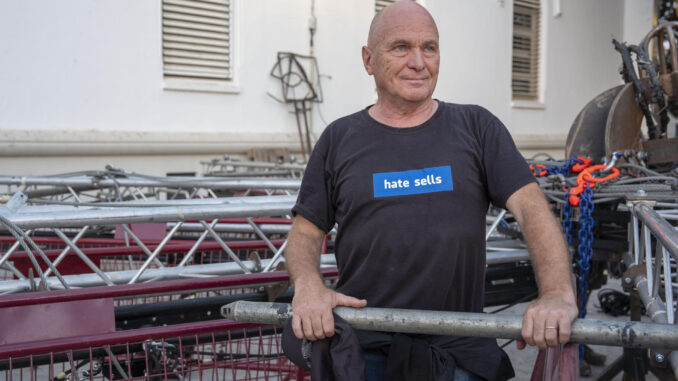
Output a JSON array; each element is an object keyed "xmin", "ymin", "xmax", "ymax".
[
  {"xmin": 576, "ymin": 184, "xmax": 594, "ymax": 318},
  {"xmin": 543, "ymin": 157, "xmax": 584, "ymax": 177},
  {"xmin": 558, "ymin": 158, "xmax": 595, "ymax": 361},
  {"xmin": 561, "ymin": 194, "xmax": 574, "ymax": 247},
  {"xmin": 574, "ymin": 184, "xmax": 595, "ymax": 361}
]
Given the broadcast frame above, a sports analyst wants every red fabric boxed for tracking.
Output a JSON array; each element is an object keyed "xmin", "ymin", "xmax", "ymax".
[{"xmin": 530, "ymin": 344, "xmax": 579, "ymax": 381}]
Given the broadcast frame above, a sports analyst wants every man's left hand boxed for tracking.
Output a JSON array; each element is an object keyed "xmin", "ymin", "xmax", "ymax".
[{"xmin": 517, "ymin": 291, "xmax": 578, "ymax": 350}]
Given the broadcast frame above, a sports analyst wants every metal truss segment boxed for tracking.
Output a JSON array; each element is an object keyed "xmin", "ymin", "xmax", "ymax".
[
  {"xmin": 44, "ymin": 226, "xmax": 89, "ymax": 277},
  {"xmin": 128, "ymin": 221, "xmax": 184, "ymax": 284},
  {"xmin": 200, "ymin": 220, "xmax": 251, "ymax": 274},
  {"xmin": 53, "ymin": 228, "xmax": 114, "ymax": 286},
  {"xmin": 120, "ymin": 224, "xmax": 165, "ymax": 269}
]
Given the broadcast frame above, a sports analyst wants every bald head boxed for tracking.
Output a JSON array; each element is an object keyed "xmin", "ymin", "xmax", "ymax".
[
  {"xmin": 361, "ymin": 0, "xmax": 440, "ymax": 111},
  {"xmin": 367, "ymin": 0, "xmax": 438, "ymax": 50}
]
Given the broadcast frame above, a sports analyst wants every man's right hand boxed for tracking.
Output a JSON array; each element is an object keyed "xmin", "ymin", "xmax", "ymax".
[{"xmin": 291, "ymin": 281, "xmax": 367, "ymax": 341}]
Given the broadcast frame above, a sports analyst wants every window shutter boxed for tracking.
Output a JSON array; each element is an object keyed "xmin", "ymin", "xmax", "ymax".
[
  {"xmin": 512, "ymin": 1, "xmax": 540, "ymax": 99},
  {"xmin": 514, "ymin": 0, "xmax": 540, "ymax": 8},
  {"xmin": 375, "ymin": 0, "xmax": 397, "ymax": 13},
  {"xmin": 162, "ymin": 0, "xmax": 231, "ymax": 80}
]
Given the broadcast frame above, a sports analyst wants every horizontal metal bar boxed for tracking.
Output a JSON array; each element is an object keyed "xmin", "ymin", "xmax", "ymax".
[
  {"xmin": 2, "ymin": 239, "xmax": 284, "ymax": 261},
  {"xmin": 223, "ymin": 301, "xmax": 678, "ymax": 349},
  {"xmin": 3, "ymin": 202, "xmax": 294, "ymax": 229},
  {"xmin": 633, "ymin": 203, "xmax": 678, "ymax": 261},
  {"xmin": 0, "ymin": 175, "xmax": 301, "ymax": 190},
  {"xmin": 0, "ymin": 255, "xmax": 337, "ymax": 293},
  {"xmin": 0, "ymin": 318, "xmax": 257, "ymax": 359},
  {"xmin": 170, "ymin": 222, "xmax": 293, "ymax": 234},
  {"xmin": 0, "ymin": 247, "xmax": 524, "ymax": 293},
  {"xmin": 0, "ymin": 268, "xmax": 338, "ymax": 309},
  {"xmin": 202, "ymin": 160, "xmax": 306, "ymax": 170},
  {"xmin": 4, "ymin": 195, "xmax": 297, "ymax": 213},
  {"xmin": 485, "ymin": 249, "xmax": 529, "ymax": 264}
]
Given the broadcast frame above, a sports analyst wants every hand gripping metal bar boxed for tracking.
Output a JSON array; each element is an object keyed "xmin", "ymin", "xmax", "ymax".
[{"xmin": 223, "ymin": 301, "xmax": 678, "ymax": 350}]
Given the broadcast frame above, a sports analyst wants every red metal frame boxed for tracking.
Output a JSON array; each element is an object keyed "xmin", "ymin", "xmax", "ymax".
[
  {"xmin": 3, "ymin": 239, "xmax": 286, "ymax": 261},
  {"xmin": 1, "ymin": 320, "xmax": 308, "ymax": 380},
  {"xmin": 0, "ymin": 268, "xmax": 338, "ymax": 308},
  {"xmin": 0, "ymin": 319, "xmax": 256, "ymax": 358},
  {"xmin": 0, "ymin": 268, "xmax": 341, "ymax": 380}
]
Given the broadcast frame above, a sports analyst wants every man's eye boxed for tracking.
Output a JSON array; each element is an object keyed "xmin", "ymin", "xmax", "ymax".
[{"xmin": 394, "ymin": 45, "xmax": 406, "ymax": 51}]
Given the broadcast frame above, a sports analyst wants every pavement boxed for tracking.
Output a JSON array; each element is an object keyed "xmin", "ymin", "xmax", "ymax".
[{"xmin": 489, "ymin": 277, "xmax": 662, "ymax": 380}]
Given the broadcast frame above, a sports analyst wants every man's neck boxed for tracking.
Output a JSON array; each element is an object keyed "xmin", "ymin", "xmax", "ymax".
[{"xmin": 368, "ymin": 98, "xmax": 438, "ymax": 128}]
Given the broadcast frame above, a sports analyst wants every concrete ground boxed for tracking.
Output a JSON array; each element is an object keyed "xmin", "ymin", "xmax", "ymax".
[{"xmin": 489, "ymin": 278, "xmax": 662, "ymax": 380}]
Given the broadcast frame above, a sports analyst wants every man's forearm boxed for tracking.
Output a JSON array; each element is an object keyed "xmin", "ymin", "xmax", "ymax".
[
  {"xmin": 285, "ymin": 216, "xmax": 326, "ymax": 288},
  {"xmin": 520, "ymin": 202, "xmax": 575, "ymax": 297},
  {"xmin": 507, "ymin": 183, "xmax": 575, "ymax": 298},
  {"xmin": 508, "ymin": 183, "xmax": 579, "ymax": 348}
]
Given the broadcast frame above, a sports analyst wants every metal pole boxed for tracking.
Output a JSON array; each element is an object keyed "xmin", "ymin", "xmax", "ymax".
[
  {"xmin": 633, "ymin": 203, "xmax": 678, "ymax": 261},
  {"xmin": 120, "ymin": 224, "xmax": 165, "ymax": 268},
  {"xmin": 633, "ymin": 273, "xmax": 678, "ymax": 379},
  {"xmin": 44, "ymin": 226, "xmax": 88, "ymax": 277},
  {"xmin": 52, "ymin": 229, "xmax": 114, "ymax": 286},
  {"xmin": 261, "ymin": 239, "xmax": 289, "ymax": 272},
  {"xmin": 246, "ymin": 217, "xmax": 279, "ymax": 253},
  {"xmin": 169, "ymin": 222, "xmax": 293, "ymax": 235},
  {"xmin": 199, "ymin": 160, "xmax": 306, "ymax": 170},
  {"xmin": 222, "ymin": 301, "xmax": 678, "ymax": 350},
  {"xmin": 0, "ymin": 249, "xmax": 526, "ymax": 293},
  {"xmin": 0, "ymin": 255, "xmax": 338, "ymax": 293},
  {"xmin": 0, "ymin": 176, "xmax": 302, "ymax": 190},
  {"xmin": 177, "ymin": 219, "xmax": 219, "ymax": 267},
  {"xmin": 200, "ymin": 221, "xmax": 251, "ymax": 274},
  {"xmin": 5, "ymin": 202, "xmax": 294, "ymax": 229},
  {"xmin": 128, "ymin": 221, "xmax": 183, "ymax": 284},
  {"xmin": 485, "ymin": 209, "xmax": 507, "ymax": 240},
  {"xmin": 8, "ymin": 194, "xmax": 297, "ymax": 210}
]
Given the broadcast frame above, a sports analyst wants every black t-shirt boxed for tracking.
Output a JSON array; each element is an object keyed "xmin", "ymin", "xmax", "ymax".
[{"xmin": 292, "ymin": 101, "xmax": 535, "ymax": 380}]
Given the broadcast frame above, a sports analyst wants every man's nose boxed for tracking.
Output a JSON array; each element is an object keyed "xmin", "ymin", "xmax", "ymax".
[{"xmin": 407, "ymin": 48, "xmax": 425, "ymax": 70}]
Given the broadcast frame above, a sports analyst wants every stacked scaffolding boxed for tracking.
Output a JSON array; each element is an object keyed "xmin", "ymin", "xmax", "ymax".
[{"xmin": 0, "ymin": 161, "xmax": 675, "ymax": 380}]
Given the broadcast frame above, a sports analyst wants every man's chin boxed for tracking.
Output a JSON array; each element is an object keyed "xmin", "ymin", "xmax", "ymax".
[{"xmin": 399, "ymin": 92, "xmax": 434, "ymax": 104}]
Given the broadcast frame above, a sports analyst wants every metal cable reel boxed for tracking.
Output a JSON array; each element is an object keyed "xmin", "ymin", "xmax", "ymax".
[{"xmin": 566, "ymin": 21, "xmax": 678, "ymax": 166}]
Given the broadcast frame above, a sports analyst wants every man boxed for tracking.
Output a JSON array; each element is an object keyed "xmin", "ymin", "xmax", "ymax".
[{"xmin": 285, "ymin": 1, "xmax": 578, "ymax": 379}]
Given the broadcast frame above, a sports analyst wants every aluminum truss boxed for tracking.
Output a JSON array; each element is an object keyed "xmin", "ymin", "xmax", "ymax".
[
  {"xmin": 624, "ymin": 201, "xmax": 678, "ymax": 377},
  {"xmin": 201, "ymin": 156, "xmax": 306, "ymax": 178},
  {"xmin": 0, "ymin": 171, "xmax": 301, "ymax": 203},
  {"xmin": 0, "ymin": 195, "xmax": 529, "ymax": 293},
  {"xmin": 0, "ymin": 196, "xmax": 300, "ymax": 292}
]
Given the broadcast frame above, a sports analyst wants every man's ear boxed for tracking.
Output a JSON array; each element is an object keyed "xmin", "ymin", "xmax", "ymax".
[{"xmin": 362, "ymin": 46, "xmax": 374, "ymax": 75}]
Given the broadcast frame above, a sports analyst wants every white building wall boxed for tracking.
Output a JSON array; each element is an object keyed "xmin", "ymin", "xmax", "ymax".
[
  {"xmin": 0, "ymin": 0, "xmax": 653, "ymax": 175},
  {"xmin": 623, "ymin": 0, "xmax": 655, "ymax": 45},
  {"xmin": 508, "ymin": 0, "xmax": 625, "ymax": 153}
]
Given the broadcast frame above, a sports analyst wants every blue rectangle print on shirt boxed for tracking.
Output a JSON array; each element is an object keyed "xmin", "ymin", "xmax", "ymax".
[{"xmin": 373, "ymin": 166, "xmax": 453, "ymax": 198}]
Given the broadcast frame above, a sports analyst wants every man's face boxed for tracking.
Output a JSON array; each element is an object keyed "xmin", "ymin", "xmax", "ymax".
[{"xmin": 363, "ymin": 9, "xmax": 440, "ymax": 106}]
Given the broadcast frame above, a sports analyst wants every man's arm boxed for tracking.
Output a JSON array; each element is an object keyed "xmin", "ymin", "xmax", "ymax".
[
  {"xmin": 286, "ymin": 215, "xmax": 367, "ymax": 341},
  {"xmin": 505, "ymin": 182, "xmax": 578, "ymax": 349}
]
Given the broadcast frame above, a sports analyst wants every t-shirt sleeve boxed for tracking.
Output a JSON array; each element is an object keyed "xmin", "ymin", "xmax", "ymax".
[
  {"xmin": 291, "ymin": 130, "xmax": 336, "ymax": 233},
  {"xmin": 481, "ymin": 114, "xmax": 536, "ymax": 209}
]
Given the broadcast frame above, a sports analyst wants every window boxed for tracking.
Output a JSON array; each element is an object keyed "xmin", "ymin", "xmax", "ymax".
[
  {"xmin": 162, "ymin": 0, "xmax": 236, "ymax": 92},
  {"xmin": 511, "ymin": 0, "xmax": 541, "ymax": 100}
]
